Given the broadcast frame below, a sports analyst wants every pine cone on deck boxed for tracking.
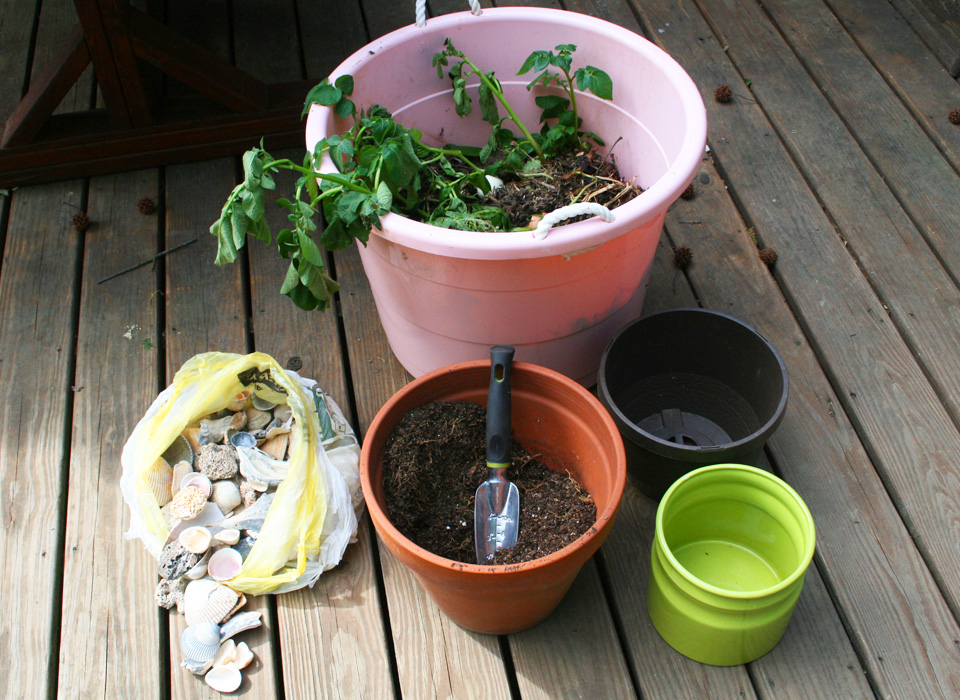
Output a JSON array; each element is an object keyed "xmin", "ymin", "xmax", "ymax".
[
  {"xmin": 72, "ymin": 211, "xmax": 90, "ymax": 233},
  {"xmin": 673, "ymin": 245, "xmax": 693, "ymax": 269},
  {"xmin": 680, "ymin": 184, "xmax": 696, "ymax": 200},
  {"xmin": 714, "ymin": 85, "xmax": 733, "ymax": 103},
  {"xmin": 137, "ymin": 196, "xmax": 157, "ymax": 215},
  {"xmin": 949, "ymin": 108, "xmax": 960, "ymax": 126},
  {"xmin": 759, "ymin": 248, "xmax": 778, "ymax": 268}
]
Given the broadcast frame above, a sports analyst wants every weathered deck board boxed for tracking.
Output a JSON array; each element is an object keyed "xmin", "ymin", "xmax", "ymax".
[
  {"xmin": 890, "ymin": 0, "xmax": 960, "ymax": 75},
  {"xmin": 59, "ymin": 169, "xmax": 163, "ymax": 699},
  {"xmin": 658, "ymin": 154, "xmax": 960, "ymax": 697},
  {"xmin": 0, "ymin": 181, "xmax": 82, "ymax": 700},
  {"xmin": 630, "ymin": 0, "xmax": 960, "ymax": 632}
]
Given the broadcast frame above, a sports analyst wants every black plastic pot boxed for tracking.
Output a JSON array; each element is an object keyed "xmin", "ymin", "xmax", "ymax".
[{"xmin": 597, "ymin": 309, "xmax": 788, "ymax": 499}]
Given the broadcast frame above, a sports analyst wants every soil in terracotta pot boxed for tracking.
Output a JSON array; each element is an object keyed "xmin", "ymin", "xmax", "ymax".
[{"xmin": 382, "ymin": 401, "xmax": 597, "ymax": 565}]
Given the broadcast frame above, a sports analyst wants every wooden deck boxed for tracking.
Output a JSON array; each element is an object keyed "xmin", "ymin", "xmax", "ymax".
[{"xmin": 2, "ymin": 0, "xmax": 960, "ymax": 698}]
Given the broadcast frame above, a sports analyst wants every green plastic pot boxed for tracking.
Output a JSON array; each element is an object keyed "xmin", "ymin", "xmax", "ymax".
[{"xmin": 647, "ymin": 464, "xmax": 815, "ymax": 666}]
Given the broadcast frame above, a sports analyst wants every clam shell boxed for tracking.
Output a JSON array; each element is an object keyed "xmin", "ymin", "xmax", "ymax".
[
  {"xmin": 171, "ymin": 461, "xmax": 193, "ymax": 496},
  {"xmin": 180, "ymin": 472, "xmax": 212, "ymax": 497},
  {"xmin": 183, "ymin": 579, "xmax": 240, "ymax": 626},
  {"xmin": 237, "ymin": 446, "xmax": 289, "ymax": 486},
  {"xmin": 162, "ymin": 434, "xmax": 194, "ymax": 469},
  {"xmin": 229, "ymin": 430, "xmax": 257, "ymax": 449},
  {"xmin": 220, "ymin": 611, "xmax": 262, "ymax": 641},
  {"xmin": 227, "ymin": 390, "xmax": 252, "ymax": 412},
  {"xmin": 210, "ymin": 480, "xmax": 242, "ymax": 513},
  {"xmin": 185, "ymin": 551, "xmax": 211, "ymax": 580},
  {"xmin": 234, "ymin": 641, "xmax": 255, "ymax": 670},
  {"xmin": 245, "ymin": 407, "xmax": 272, "ymax": 432},
  {"xmin": 212, "ymin": 639, "xmax": 237, "ymax": 667},
  {"xmin": 181, "ymin": 622, "xmax": 222, "ymax": 662},
  {"xmin": 182, "ymin": 424, "xmax": 202, "ymax": 454},
  {"xmin": 205, "ymin": 662, "xmax": 242, "ymax": 693},
  {"xmin": 200, "ymin": 413, "xmax": 246, "ymax": 445},
  {"xmin": 273, "ymin": 403, "xmax": 292, "ymax": 423},
  {"xmin": 169, "ymin": 485, "xmax": 208, "ymax": 520},
  {"xmin": 251, "ymin": 395, "xmax": 277, "ymax": 411},
  {"xmin": 208, "ymin": 548, "xmax": 243, "ymax": 582},
  {"xmin": 145, "ymin": 457, "xmax": 173, "ymax": 507},
  {"xmin": 179, "ymin": 526, "xmax": 213, "ymax": 554},
  {"xmin": 260, "ymin": 432, "xmax": 288, "ymax": 461},
  {"xmin": 214, "ymin": 528, "xmax": 241, "ymax": 546}
]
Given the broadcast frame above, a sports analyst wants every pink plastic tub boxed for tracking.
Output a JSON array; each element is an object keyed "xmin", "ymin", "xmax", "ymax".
[{"xmin": 306, "ymin": 7, "xmax": 706, "ymax": 385}]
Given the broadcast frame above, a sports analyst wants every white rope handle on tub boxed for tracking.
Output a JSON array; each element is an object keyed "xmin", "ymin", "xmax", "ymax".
[
  {"xmin": 533, "ymin": 202, "xmax": 615, "ymax": 240},
  {"xmin": 416, "ymin": 0, "xmax": 483, "ymax": 28}
]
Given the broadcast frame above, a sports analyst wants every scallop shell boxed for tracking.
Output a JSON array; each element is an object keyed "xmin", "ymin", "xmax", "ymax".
[
  {"xmin": 212, "ymin": 639, "xmax": 237, "ymax": 667},
  {"xmin": 210, "ymin": 480, "xmax": 242, "ymax": 513},
  {"xmin": 180, "ymin": 472, "xmax": 212, "ymax": 497},
  {"xmin": 260, "ymin": 432, "xmax": 289, "ymax": 461},
  {"xmin": 208, "ymin": 548, "xmax": 243, "ymax": 582},
  {"xmin": 170, "ymin": 485, "xmax": 208, "ymax": 520},
  {"xmin": 171, "ymin": 461, "xmax": 193, "ymax": 496},
  {"xmin": 181, "ymin": 622, "xmax": 222, "ymax": 662},
  {"xmin": 205, "ymin": 663, "xmax": 242, "ymax": 693},
  {"xmin": 227, "ymin": 390, "xmax": 252, "ymax": 412},
  {"xmin": 251, "ymin": 395, "xmax": 277, "ymax": 411},
  {"xmin": 214, "ymin": 528, "xmax": 241, "ymax": 546},
  {"xmin": 145, "ymin": 457, "xmax": 173, "ymax": 507},
  {"xmin": 162, "ymin": 434, "xmax": 194, "ymax": 469},
  {"xmin": 183, "ymin": 579, "xmax": 240, "ymax": 626},
  {"xmin": 220, "ymin": 611, "xmax": 262, "ymax": 641},
  {"xmin": 245, "ymin": 407, "xmax": 272, "ymax": 432},
  {"xmin": 237, "ymin": 446, "xmax": 289, "ymax": 486},
  {"xmin": 179, "ymin": 526, "xmax": 213, "ymax": 554},
  {"xmin": 234, "ymin": 642, "xmax": 255, "ymax": 670}
]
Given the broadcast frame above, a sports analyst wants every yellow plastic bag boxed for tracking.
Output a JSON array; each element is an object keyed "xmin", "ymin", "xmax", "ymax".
[{"xmin": 120, "ymin": 352, "xmax": 360, "ymax": 595}]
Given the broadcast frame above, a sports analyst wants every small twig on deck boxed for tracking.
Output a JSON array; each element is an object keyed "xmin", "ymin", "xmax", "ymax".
[
  {"xmin": 97, "ymin": 238, "xmax": 198, "ymax": 284},
  {"xmin": 678, "ymin": 219, "xmax": 703, "ymax": 225}
]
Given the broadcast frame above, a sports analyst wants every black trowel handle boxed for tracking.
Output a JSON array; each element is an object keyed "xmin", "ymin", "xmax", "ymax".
[{"xmin": 487, "ymin": 345, "xmax": 515, "ymax": 467}]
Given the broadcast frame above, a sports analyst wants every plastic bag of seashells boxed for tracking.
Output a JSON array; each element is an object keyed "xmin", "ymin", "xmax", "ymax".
[{"xmin": 121, "ymin": 351, "xmax": 362, "ymax": 592}]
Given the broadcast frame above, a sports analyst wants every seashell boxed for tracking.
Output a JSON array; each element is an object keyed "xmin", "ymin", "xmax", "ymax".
[
  {"xmin": 273, "ymin": 403, "xmax": 292, "ymax": 423},
  {"xmin": 185, "ymin": 551, "xmax": 211, "ymax": 580},
  {"xmin": 229, "ymin": 430, "xmax": 257, "ymax": 449},
  {"xmin": 181, "ymin": 622, "xmax": 222, "ymax": 662},
  {"xmin": 260, "ymin": 432, "xmax": 289, "ymax": 461},
  {"xmin": 159, "ymin": 501, "xmax": 180, "ymax": 531},
  {"xmin": 233, "ymin": 536, "xmax": 257, "ymax": 559},
  {"xmin": 212, "ymin": 639, "xmax": 237, "ymax": 667},
  {"xmin": 237, "ymin": 446, "xmax": 289, "ymax": 486},
  {"xmin": 245, "ymin": 407, "xmax": 272, "ymax": 432},
  {"xmin": 196, "ymin": 443, "xmax": 239, "ymax": 480},
  {"xmin": 234, "ymin": 641, "xmax": 255, "ymax": 670},
  {"xmin": 251, "ymin": 395, "xmax": 277, "ymax": 411},
  {"xmin": 158, "ymin": 540, "xmax": 201, "ymax": 580},
  {"xmin": 155, "ymin": 576, "xmax": 187, "ymax": 611},
  {"xmin": 210, "ymin": 480, "xmax": 242, "ymax": 513},
  {"xmin": 205, "ymin": 662, "xmax": 242, "ymax": 693},
  {"xmin": 262, "ymin": 415, "xmax": 293, "ymax": 441},
  {"xmin": 182, "ymin": 424, "xmax": 202, "ymax": 454},
  {"xmin": 220, "ymin": 493, "xmax": 275, "ymax": 535},
  {"xmin": 221, "ymin": 592, "xmax": 247, "ymax": 623},
  {"xmin": 171, "ymin": 461, "xmax": 193, "ymax": 496},
  {"xmin": 183, "ymin": 579, "xmax": 240, "ymax": 626},
  {"xmin": 199, "ymin": 413, "xmax": 246, "ymax": 445},
  {"xmin": 144, "ymin": 456, "xmax": 173, "ymax": 507},
  {"xmin": 220, "ymin": 611, "xmax": 262, "ymax": 641},
  {"xmin": 214, "ymin": 528, "xmax": 241, "ymax": 546},
  {"xmin": 179, "ymin": 472, "xmax": 212, "ymax": 497},
  {"xmin": 162, "ymin": 434, "xmax": 194, "ymax": 469},
  {"xmin": 227, "ymin": 390, "xmax": 252, "ymax": 412},
  {"xmin": 181, "ymin": 657, "xmax": 213, "ymax": 676},
  {"xmin": 179, "ymin": 526, "xmax": 213, "ymax": 554},
  {"xmin": 170, "ymin": 485, "xmax": 208, "ymax": 520},
  {"xmin": 166, "ymin": 502, "xmax": 225, "ymax": 548},
  {"xmin": 208, "ymin": 548, "xmax": 243, "ymax": 582}
]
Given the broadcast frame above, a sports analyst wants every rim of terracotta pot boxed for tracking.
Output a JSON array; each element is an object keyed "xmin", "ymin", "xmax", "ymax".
[
  {"xmin": 360, "ymin": 359, "xmax": 627, "ymax": 576},
  {"xmin": 305, "ymin": 6, "xmax": 707, "ymax": 260}
]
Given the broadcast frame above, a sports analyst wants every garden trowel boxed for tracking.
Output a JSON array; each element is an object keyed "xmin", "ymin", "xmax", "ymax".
[{"xmin": 475, "ymin": 345, "xmax": 520, "ymax": 563}]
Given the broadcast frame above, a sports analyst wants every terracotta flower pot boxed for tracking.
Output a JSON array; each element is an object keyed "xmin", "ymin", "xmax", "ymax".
[
  {"xmin": 359, "ymin": 360, "xmax": 627, "ymax": 634},
  {"xmin": 306, "ymin": 7, "xmax": 707, "ymax": 384}
]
